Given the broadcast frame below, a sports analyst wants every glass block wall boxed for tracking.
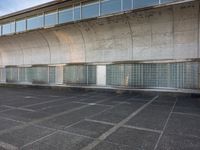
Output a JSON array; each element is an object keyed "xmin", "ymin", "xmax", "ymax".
[
  {"xmin": 106, "ymin": 62, "xmax": 200, "ymax": 89},
  {"xmin": 1, "ymin": 62, "xmax": 199, "ymax": 90},
  {"xmin": 49, "ymin": 66, "xmax": 56, "ymax": 84},
  {"xmin": 87, "ymin": 65, "xmax": 97, "ymax": 85},
  {"xmin": 6, "ymin": 67, "xmax": 18, "ymax": 83},
  {"xmin": 63, "ymin": 64, "xmax": 96, "ymax": 85},
  {"xmin": 18, "ymin": 67, "xmax": 32, "ymax": 83},
  {"xmin": 0, "ymin": 68, "xmax": 6, "ymax": 82},
  {"xmin": 32, "ymin": 66, "xmax": 48, "ymax": 84}
]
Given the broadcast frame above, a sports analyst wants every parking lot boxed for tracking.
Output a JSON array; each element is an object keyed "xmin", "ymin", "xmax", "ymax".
[{"xmin": 0, "ymin": 87, "xmax": 199, "ymax": 150}]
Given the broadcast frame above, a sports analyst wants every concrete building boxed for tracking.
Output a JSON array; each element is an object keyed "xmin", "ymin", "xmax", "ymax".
[{"xmin": 0, "ymin": 0, "xmax": 199, "ymax": 92}]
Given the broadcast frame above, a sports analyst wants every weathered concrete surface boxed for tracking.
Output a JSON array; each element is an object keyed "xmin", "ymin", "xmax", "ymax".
[{"xmin": 0, "ymin": 1, "xmax": 199, "ymax": 66}]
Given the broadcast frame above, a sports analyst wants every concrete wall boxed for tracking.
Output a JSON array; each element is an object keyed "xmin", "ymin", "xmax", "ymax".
[{"xmin": 0, "ymin": 1, "xmax": 199, "ymax": 66}]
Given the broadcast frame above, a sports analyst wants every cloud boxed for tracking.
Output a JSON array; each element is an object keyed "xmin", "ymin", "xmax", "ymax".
[{"xmin": 0, "ymin": 0, "xmax": 54, "ymax": 16}]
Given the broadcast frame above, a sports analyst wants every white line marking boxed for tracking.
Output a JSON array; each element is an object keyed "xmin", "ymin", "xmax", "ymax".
[{"xmin": 80, "ymin": 95, "xmax": 159, "ymax": 150}]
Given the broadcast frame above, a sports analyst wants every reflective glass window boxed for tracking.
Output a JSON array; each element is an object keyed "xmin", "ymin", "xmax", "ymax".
[
  {"xmin": 101, "ymin": 0, "xmax": 121, "ymax": 15},
  {"xmin": 133, "ymin": 0, "xmax": 159, "ymax": 9},
  {"xmin": 59, "ymin": 7, "xmax": 73, "ymax": 24},
  {"xmin": 45, "ymin": 11, "xmax": 58, "ymax": 27},
  {"xmin": 82, "ymin": 1, "xmax": 99, "ymax": 19},
  {"xmin": 123, "ymin": 0, "xmax": 132, "ymax": 11},
  {"xmin": 2, "ymin": 22, "xmax": 15, "ymax": 35},
  {"xmin": 27, "ymin": 15, "xmax": 43, "ymax": 30},
  {"xmin": 16, "ymin": 19, "xmax": 26, "ymax": 32},
  {"xmin": 74, "ymin": 4, "xmax": 81, "ymax": 20},
  {"xmin": 160, "ymin": 0, "xmax": 175, "ymax": 3}
]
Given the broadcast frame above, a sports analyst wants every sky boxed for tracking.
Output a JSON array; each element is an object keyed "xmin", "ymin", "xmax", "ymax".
[{"xmin": 0, "ymin": 0, "xmax": 54, "ymax": 16}]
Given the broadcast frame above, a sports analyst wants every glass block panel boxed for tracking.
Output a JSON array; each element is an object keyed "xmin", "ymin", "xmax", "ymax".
[
  {"xmin": 26, "ymin": 67, "xmax": 33, "ymax": 83},
  {"xmin": 106, "ymin": 64, "xmax": 125, "ymax": 86},
  {"xmin": 170, "ymin": 63, "xmax": 177, "ymax": 88},
  {"xmin": 176, "ymin": 63, "xmax": 185, "ymax": 88},
  {"xmin": 18, "ymin": 67, "xmax": 32, "ymax": 83},
  {"xmin": 156, "ymin": 64, "xmax": 169, "ymax": 88},
  {"xmin": 131, "ymin": 64, "xmax": 143, "ymax": 87},
  {"xmin": 49, "ymin": 66, "xmax": 56, "ymax": 84},
  {"xmin": 87, "ymin": 65, "xmax": 96, "ymax": 84},
  {"xmin": 19, "ymin": 67, "xmax": 26, "ymax": 82},
  {"xmin": 0, "ymin": 68, "xmax": 6, "ymax": 82},
  {"xmin": 63, "ymin": 65, "xmax": 87, "ymax": 85},
  {"xmin": 32, "ymin": 66, "xmax": 48, "ymax": 84},
  {"xmin": 143, "ymin": 64, "xmax": 157, "ymax": 87},
  {"xmin": 184, "ymin": 62, "xmax": 197, "ymax": 89},
  {"xmin": 6, "ymin": 67, "xmax": 18, "ymax": 83},
  {"xmin": 124, "ymin": 64, "xmax": 132, "ymax": 87}
]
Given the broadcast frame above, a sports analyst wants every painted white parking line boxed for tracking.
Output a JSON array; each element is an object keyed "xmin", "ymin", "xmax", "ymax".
[{"xmin": 80, "ymin": 95, "xmax": 159, "ymax": 150}]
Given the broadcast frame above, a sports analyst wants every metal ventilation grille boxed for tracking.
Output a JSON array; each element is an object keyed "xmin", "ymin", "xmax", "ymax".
[
  {"xmin": 106, "ymin": 62, "xmax": 200, "ymax": 89},
  {"xmin": 63, "ymin": 65, "xmax": 96, "ymax": 85}
]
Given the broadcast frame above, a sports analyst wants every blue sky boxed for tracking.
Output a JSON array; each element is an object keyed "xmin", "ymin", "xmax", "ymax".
[{"xmin": 0, "ymin": 0, "xmax": 54, "ymax": 16}]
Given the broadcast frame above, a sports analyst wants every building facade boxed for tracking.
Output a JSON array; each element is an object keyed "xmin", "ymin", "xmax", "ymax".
[{"xmin": 0, "ymin": 0, "xmax": 199, "ymax": 91}]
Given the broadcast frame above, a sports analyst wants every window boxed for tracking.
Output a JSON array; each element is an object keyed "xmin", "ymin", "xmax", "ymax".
[
  {"xmin": 160, "ymin": 0, "xmax": 175, "ymax": 3},
  {"xmin": 27, "ymin": 15, "xmax": 43, "ymax": 30},
  {"xmin": 133, "ymin": 0, "xmax": 159, "ymax": 9},
  {"xmin": 74, "ymin": 4, "xmax": 81, "ymax": 20},
  {"xmin": 101, "ymin": 0, "xmax": 121, "ymax": 15},
  {"xmin": 123, "ymin": 0, "xmax": 132, "ymax": 11},
  {"xmin": 82, "ymin": 1, "xmax": 99, "ymax": 19},
  {"xmin": 59, "ymin": 7, "xmax": 73, "ymax": 24},
  {"xmin": 45, "ymin": 11, "xmax": 58, "ymax": 27},
  {"xmin": 2, "ymin": 22, "xmax": 15, "ymax": 35},
  {"xmin": 16, "ymin": 19, "xmax": 26, "ymax": 33}
]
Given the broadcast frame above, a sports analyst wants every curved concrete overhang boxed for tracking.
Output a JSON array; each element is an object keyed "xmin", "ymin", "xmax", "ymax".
[{"xmin": 0, "ymin": 0, "xmax": 199, "ymax": 67}]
